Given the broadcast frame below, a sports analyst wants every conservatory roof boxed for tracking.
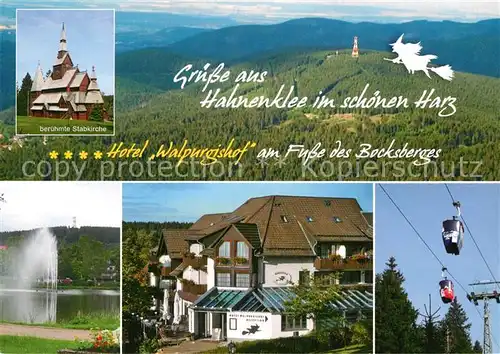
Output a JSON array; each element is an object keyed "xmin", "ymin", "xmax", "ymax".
[
  {"xmin": 192, "ymin": 287, "xmax": 373, "ymax": 313},
  {"xmin": 192, "ymin": 287, "xmax": 251, "ymax": 311}
]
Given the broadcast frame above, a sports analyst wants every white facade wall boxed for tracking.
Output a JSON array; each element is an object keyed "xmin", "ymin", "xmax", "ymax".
[
  {"xmin": 173, "ymin": 291, "xmax": 193, "ymax": 321},
  {"xmin": 262, "ymin": 256, "xmax": 315, "ymax": 286},
  {"xmin": 190, "ymin": 243, "xmax": 204, "ymax": 255},
  {"xmin": 188, "ymin": 308, "xmax": 195, "ymax": 333},
  {"xmin": 226, "ymin": 312, "xmax": 314, "ymax": 341},
  {"xmin": 150, "ymin": 273, "xmax": 158, "ymax": 287},
  {"xmin": 271, "ymin": 315, "xmax": 314, "ymax": 338},
  {"xmin": 207, "ymin": 257, "xmax": 215, "ymax": 290},
  {"xmin": 182, "ymin": 266, "xmax": 207, "ymax": 285}
]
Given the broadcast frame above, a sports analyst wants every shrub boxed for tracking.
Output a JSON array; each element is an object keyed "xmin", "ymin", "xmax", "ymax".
[
  {"xmin": 139, "ymin": 338, "xmax": 159, "ymax": 354},
  {"xmin": 351, "ymin": 321, "xmax": 370, "ymax": 345}
]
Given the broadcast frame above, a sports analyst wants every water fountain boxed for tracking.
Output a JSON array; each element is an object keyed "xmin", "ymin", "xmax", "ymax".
[{"xmin": 1, "ymin": 228, "xmax": 58, "ymax": 323}]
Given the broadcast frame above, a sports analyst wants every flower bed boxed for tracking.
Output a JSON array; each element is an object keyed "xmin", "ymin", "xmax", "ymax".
[{"xmin": 59, "ymin": 329, "xmax": 120, "ymax": 353}]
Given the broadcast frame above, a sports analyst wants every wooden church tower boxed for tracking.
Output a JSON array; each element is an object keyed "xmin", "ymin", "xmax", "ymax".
[{"xmin": 352, "ymin": 36, "xmax": 359, "ymax": 58}]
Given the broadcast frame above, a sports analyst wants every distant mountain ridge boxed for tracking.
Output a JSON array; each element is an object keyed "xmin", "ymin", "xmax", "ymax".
[
  {"xmin": 0, "ymin": 226, "xmax": 120, "ymax": 246},
  {"xmin": 2, "ymin": 17, "xmax": 499, "ymax": 113},
  {"xmin": 116, "ymin": 26, "xmax": 212, "ymax": 52},
  {"xmin": 166, "ymin": 18, "xmax": 500, "ymax": 77}
]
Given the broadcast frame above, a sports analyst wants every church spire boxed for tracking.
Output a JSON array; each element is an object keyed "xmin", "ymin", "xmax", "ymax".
[
  {"xmin": 31, "ymin": 61, "xmax": 45, "ymax": 92},
  {"xmin": 59, "ymin": 22, "xmax": 67, "ymax": 53},
  {"xmin": 88, "ymin": 65, "xmax": 100, "ymax": 91}
]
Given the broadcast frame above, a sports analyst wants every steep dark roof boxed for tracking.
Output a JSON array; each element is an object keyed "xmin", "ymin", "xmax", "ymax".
[
  {"xmin": 192, "ymin": 195, "xmax": 372, "ymax": 257},
  {"xmin": 190, "ymin": 213, "xmax": 231, "ymax": 231},
  {"xmin": 162, "ymin": 229, "xmax": 189, "ymax": 258},
  {"xmin": 362, "ymin": 212, "xmax": 373, "ymax": 227},
  {"xmin": 233, "ymin": 223, "xmax": 261, "ymax": 250}
]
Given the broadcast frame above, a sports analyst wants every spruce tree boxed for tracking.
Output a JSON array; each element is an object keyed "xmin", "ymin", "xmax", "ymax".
[
  {"xmin": 16, "ymin": 73, "xmax": 32, "ymax": 116},
  {"xmin": 473, "ymin": 340, "xmax": 483, "ymax": 353},
  {"xmin": 440, "ymin": 298, "xmax": 473, "ymax": 353},
  {"xmin": 420, "ymin": 298, "xmax": 443, "ymax": 353},
  {"xmin": 376, "ymin": 256, "xmax": 420, "ymax": 353}
]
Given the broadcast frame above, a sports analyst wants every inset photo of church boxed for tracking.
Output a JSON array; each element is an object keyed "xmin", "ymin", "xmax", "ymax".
[{"xmin": 15, "ymin": 9, "xmax": 115, "ymax": 136}]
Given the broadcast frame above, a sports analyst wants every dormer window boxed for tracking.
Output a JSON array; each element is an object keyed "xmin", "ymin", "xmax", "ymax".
[
  {"xmin": 218, "ymin": 241, "xmax": 230, "ymax": 257},
  {"xmin": 333, "ymin": 216, "xmax": 342, "ymax": 223},
  {"xmin": 280, "ymin": 215, "xmax": 288, "ymax": 223},
  {"xmin": 324, "ymin": 200, "xmax": 331, "ymax": 207},
  {"xmin": 306, "ymin": 216, "xmax": 313, "ymax": 222}
]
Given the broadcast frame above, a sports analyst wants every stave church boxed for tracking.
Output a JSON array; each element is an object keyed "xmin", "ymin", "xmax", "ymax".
[{"xmin": 29, "ymin": 23, "xmax": 108, "ymax": 121}]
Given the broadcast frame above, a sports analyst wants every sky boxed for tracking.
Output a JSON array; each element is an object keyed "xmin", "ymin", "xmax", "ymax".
[
  {"xmin": 376, "ymin": 183, "xmax": 500, "ymax": 352},
  {"xmin": 122, "ymin": 182, "xmax": 373, "ymax": 222},
  {"xmin": 2, "ymin": 0, "xmax": 499, "ymax": 24},
  {"xmin": 0, "ymin": 182, "xmax": 121, "ymax": 231},
  {"xmin": 16, "ymin": 9, "xmax": 115, "ymax": 95}
]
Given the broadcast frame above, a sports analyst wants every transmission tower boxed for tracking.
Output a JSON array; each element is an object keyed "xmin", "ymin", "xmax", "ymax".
[{"xmin": 467, "ymin": 281, "xmax": 500, "ymax": 354}]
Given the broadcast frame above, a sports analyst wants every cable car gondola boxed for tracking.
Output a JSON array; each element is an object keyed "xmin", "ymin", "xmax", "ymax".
[
  {"xmin": 442, "ymin": 201, "xmax": 464, "ymax": 255},
  {"xmin": 439, "ymin": 268, "xmax": 454, "ymax": 304}
]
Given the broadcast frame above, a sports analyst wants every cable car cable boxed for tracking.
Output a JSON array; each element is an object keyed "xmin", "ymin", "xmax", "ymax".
[
  {"xmin": 380, "ymin": 185, "xmax": 499, "ymax": 349},
  {"xmin": 444, "ymin": 184, "xmax": 500, "ymax": 291},
  {"xmin": 378, "ymin": 185, "xmax": 471, "ymax": 296}
]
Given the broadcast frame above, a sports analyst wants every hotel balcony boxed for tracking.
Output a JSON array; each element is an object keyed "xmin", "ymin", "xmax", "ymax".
[
  {"xmin": 314, "ymin": 256, "xmax": 373, "ymax": 271},
  {"xmin": 181, "ymin": 281, "xmax": 207, "ymax": 295},
  {"xmin": 182, "ymin": 253, "xmax": 208, "ymax": 269}
]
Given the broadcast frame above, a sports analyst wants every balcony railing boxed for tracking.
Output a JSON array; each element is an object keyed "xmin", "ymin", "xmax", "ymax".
[
  {"xmin": 314, "ymin": 257, "xmax": 373, "ymax": 270},
  {"xmin": 183, "ymin": 253, "xmax": 208, "ymax": 269},
  {"xmin": 181, "ymin": 281, "xmax": 207, "ymax": 295}
]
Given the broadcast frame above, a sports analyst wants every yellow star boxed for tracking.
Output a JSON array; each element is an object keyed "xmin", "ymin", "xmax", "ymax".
[
  {"xmin": 49, "ymin": 151, "xmax": 59, "ymax": 160},
  {"xmin": 94, "ymin": 151, "xmax": 103, "ymax": 160},
  {"xmin": 64, "ymin": 150, "xmax": 73, "ymax": 159},
  {"xmin": 79, "ymin": 151, "xmax": 88, "ymax": 160}
]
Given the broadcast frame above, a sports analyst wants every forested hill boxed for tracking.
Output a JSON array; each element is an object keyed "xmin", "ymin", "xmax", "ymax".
[
  {"xmin": 0, "ymin": 226, "xmax": 120, "ymax": 246},
  {"xmin": 166, "ymin": 18, "xmax": 500, "ymax": 77},
  {"xmin": 1, "ymin": 49, "xmax": 500, "ymax": 180}
]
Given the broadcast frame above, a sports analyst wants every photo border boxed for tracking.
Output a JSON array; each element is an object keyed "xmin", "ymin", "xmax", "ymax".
[{"xmin": 15, "ymin": 8, "xmax": 116, "ymax": 137}]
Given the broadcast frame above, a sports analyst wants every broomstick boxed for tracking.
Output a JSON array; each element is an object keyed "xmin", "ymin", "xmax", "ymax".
[
  {"xmin": 384, "ymin": 58, "xmax": 454, "ymax": 81},
  {"xmin": 429, "ymin": 65, "xmax": 454, "ymax": 81}
]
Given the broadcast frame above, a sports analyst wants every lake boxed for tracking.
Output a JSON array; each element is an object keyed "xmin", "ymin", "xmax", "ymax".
[{"xmin": 0, "ymin": 288, "xmax": 120, "ymax": 323}]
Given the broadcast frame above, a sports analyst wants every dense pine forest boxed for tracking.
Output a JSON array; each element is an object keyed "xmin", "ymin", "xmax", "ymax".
[
  {"xmin": 376, "ymin": 257, "xmax": 483, "ymax": 353},
  {"xmin": 1, "ymin": 18, "xmax": 499, "ymax": 180}
]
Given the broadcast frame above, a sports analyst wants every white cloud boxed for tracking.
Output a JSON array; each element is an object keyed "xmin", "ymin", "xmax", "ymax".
[
  {"xmin": 116, "ymin": 0, "xmax": 500, "ymax": 19},
  {"xmin": 0, "ymin": 182, "xmax": 121, "ymax": 231}
]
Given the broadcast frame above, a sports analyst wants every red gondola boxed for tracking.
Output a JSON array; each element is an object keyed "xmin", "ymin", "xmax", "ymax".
[{"xmin": 439, "ymin": 279, "xmax": 454, "ymax": 303}]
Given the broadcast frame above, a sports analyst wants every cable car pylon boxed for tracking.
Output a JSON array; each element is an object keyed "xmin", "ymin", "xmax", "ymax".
[{"xmin": 467, "ymin": 281, "xmax": 500, "ymax": 354}]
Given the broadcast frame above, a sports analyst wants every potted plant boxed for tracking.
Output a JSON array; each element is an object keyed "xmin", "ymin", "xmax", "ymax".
[
  {"xmin": 233, "ymin": 257, "xmax": 249, "ymax": 265},
  {"xmin": 216, "ymin": 257, "xmax": 231, "ymax": 265},
  {"xmin": 350, "ymin": 253, "xmax": 369, "ymax": 263},
  {"xmin": 328, "ymin": 254, "xmax": 343, "ymax": 262}
]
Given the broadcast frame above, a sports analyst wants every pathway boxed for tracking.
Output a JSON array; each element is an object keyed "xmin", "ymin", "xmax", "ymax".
[
  {"xmin": 157, "ymin": 339, "xmax": 221, "ymax": 353},
  {"xmin": 0, "ymin": 323, "xmax": 91, "ymax": 341}
]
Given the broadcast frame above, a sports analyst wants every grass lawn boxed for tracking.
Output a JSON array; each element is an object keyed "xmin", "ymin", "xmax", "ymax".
[
  {"xmin": 0, "ymin": 335, "xmax": 87, "ymax": 353},
  {"xmin": 16, "ymin": 116, "xmax": 114, "ymax": 135},
  {"xmin": 199, "ymin": 340, "xmax": 371, "ymax": 353},
  {"xmin": 1, "ymin": 312, "xmax": 119, "ymax": 330}
]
